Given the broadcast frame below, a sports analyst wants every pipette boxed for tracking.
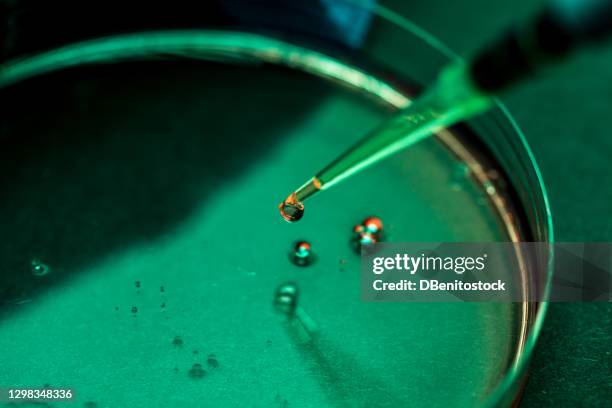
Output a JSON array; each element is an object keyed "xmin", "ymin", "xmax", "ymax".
[{"xmin": 279, "ymin": 0, "xmax": 612, "ymax": 222}]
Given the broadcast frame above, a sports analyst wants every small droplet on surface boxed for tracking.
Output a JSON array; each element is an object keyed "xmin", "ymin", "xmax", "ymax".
[
  {"xmin": 193, "ymin": 350, "xmax": 199, "ymax": 355},
  {"xmin": 351, "ymin": 216, "xmax": 384, "ymax": 254},
  {"xmin": 207, "ymin": 354, "xmax": 219, "ymax": 368},
  {"xmin": 350, "ymin": 230, "xmax": 378, "ymax": 254},
  {"xmin": 160, "ymin": 286, "xmax": 165, "ymax": 293},
  {"xmin": 290, "ymin": 241, "xmax": 314, "ymax": 267},
  {"xmin": 188, "ymin": 363, "xmax": 207, "ymax": 379},
  {"xmin": 359, "ymin": 231, "xmax": 377, "ymax": 245},
  {"xmin": 31, "ymin": 259, "xmax": 51, "ymax": 277},
  {"xmin": 279, "ymin": 193, "xmax": 304, "ymax": 222},
  {"xmin": 173, "ymin": 366, "xmax": 179, "ymax": 373},
  {"xmin": 83, "ymin": 402, "xmax": 98, "ymax": 408},
  {"xmin": 160, "ymin": 302, "xmax": 166, "ymax": 309},
  {"xmin": 114, "ymin": 306, "xmax": 119, "ymax": 311},
  {"xmin": 273, "ymin": 282, "xmax": 298, "ymax": 316},
  {"xmin": 131, "ymin": 306, "xmax": 138, "ymax": 315},
  {"xmin": 135, "ymin": 281, "xmax": 141, "ymax": 288},
  {"xmin": 173, "ymin": 336, "xmax": 183, "ymax": 347},
  {"xmin": 363, "ymin": 216, "xmax": 384, "ymax": 234}
]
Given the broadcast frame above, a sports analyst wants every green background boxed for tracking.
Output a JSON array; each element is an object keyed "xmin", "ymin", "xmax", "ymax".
[
  {"xmin": 386, "ymin": 0, "xmax": 612, "ymax": 406},
  {"xmin": 1, "ymin": 0, "xmax": 610, "ymax": 406}
]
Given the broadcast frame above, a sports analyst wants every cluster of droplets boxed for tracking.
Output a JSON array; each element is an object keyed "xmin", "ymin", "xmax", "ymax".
[
  {"xmin": 274, "ymin": 218, "xmax": 386, "ymax": 341},
  {"xmin": 187, "ymin": 352, "xmax": 220, "ymax": 379},
  {"xmin": 170, "ymin": 336, "xmax": 220, "ymax": 379},
  {"xmin": 285, "ymin": 217, "xmax": 384, "ymax": 263},
  {"xmin": 119, "ymin": 280, "xmax": 167, "ymax": 316},
  {"xmin": 351, "ymin": 216, "xmax": 384, "ymax": 254}
]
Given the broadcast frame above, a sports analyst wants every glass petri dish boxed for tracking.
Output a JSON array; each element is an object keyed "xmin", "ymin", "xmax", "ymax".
[{"xmin": 0, "ymin": 2, "xmax": 553, "ymax": 407}]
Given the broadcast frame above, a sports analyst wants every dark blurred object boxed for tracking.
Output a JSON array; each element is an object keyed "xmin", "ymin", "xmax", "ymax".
[
  {"xmin": 0, "ymin": 0, "xmax": 229, "ymax": 61},
  {"xmin": 0, "ymin": 0, "xmax": 374, "ymax": 62},
  {"xmin": 220, "ymin": 0, "xmax": 374, "ymax": 49},
  {"xmin": 470, "ymin": 0, "xmax": 612, "ymax": 92}
]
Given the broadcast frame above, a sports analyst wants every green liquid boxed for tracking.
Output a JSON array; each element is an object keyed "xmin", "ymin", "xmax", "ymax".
[{"xmin": 0, "ymin": 32, "xmax": 524, "ymax": 407}]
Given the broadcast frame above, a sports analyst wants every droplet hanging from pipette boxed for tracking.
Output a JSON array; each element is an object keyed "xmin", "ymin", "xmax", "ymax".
[
  {"xmin": 278, "ymin": 178, "xmax": 321, "ymax": 222},
  {"xmin": 279, "ymin": 193, "xmax": 304, "ymax": 222}
]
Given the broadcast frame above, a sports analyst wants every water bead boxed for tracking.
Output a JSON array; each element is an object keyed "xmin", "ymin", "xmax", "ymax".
[
  {"xmin": 188, "ymin": 363, "xmax": 207, "ymax": 379},
  {"xmin": 290, "ymin": 241, "xmax": 314, "ymax": 267},
  {"xmin": 207, "ymin": 354, "xmax": 219, "ymax": 368},
  {"xmin": 363, "ymin": 216, "xmax": 383, "ymax": 234},
  {"xmin": 273, "ymin": 282, "xmax": 299, "ymax": 316}
]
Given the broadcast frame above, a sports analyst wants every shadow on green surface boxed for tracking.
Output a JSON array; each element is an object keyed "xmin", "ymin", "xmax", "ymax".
[{"xmin": 0, "ymin": 60, "xmax": 328, "ymax": 317}]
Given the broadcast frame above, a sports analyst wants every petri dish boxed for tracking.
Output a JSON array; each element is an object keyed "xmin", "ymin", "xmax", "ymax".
[{"xmin": 0, "ymin": 2, "xmax": 553, "ymax": 407}]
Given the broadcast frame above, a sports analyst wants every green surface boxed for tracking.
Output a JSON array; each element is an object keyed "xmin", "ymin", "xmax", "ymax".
[
  {"xmin": 1, "ymin": 56, "xmax": 523, "ymax": 407},
  {"xmin": 388, "ymin": 0, "xmax": 612, "ymax": 406},
  {"xmin": 0, "ymin": 1, "xmax": 609, "ymax": 406}
]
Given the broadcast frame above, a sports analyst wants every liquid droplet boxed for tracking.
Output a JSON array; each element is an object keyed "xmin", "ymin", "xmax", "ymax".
[
  {"xmin": 207, "ymin": 354, "xmax": 219, "ymax": 368},
  {"xmin": 273, "ymin": 282, "xmax": 298, "ymax": 316},
  {"xmin": 290, "ymin": 241, "xmax": 314, "ymax": 267},
  {"xmin": 279, "ymin": 193, "xmax": 304, "ymax": 222},
  {"xmin": 351, "ymin": 216, "xmax": 384, "ymax": 254},
  {"xmin": 135, "ymin": 281, "xmax": 141, "ymax": 289},
  {"xmin": 351, "ymin": 231, "xmax": 377, "ymax": 253},
  {"xmin": 131, "ymin": 306, "xmax": 138, "ymax": 315},
  {"xmin": 188, "ymin": 363, "xmax": 207, "ymax": 379},
  {"xmin": 31, "ymin": 259, "xmax": 51, "ymax": 277},
  {"xmin": 363, "ymin": 216, "xmax": 383, "ymax": 234},
  {"xmin": 173, "ymin": 336, "xmax": 183, "ymax": 347}
]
